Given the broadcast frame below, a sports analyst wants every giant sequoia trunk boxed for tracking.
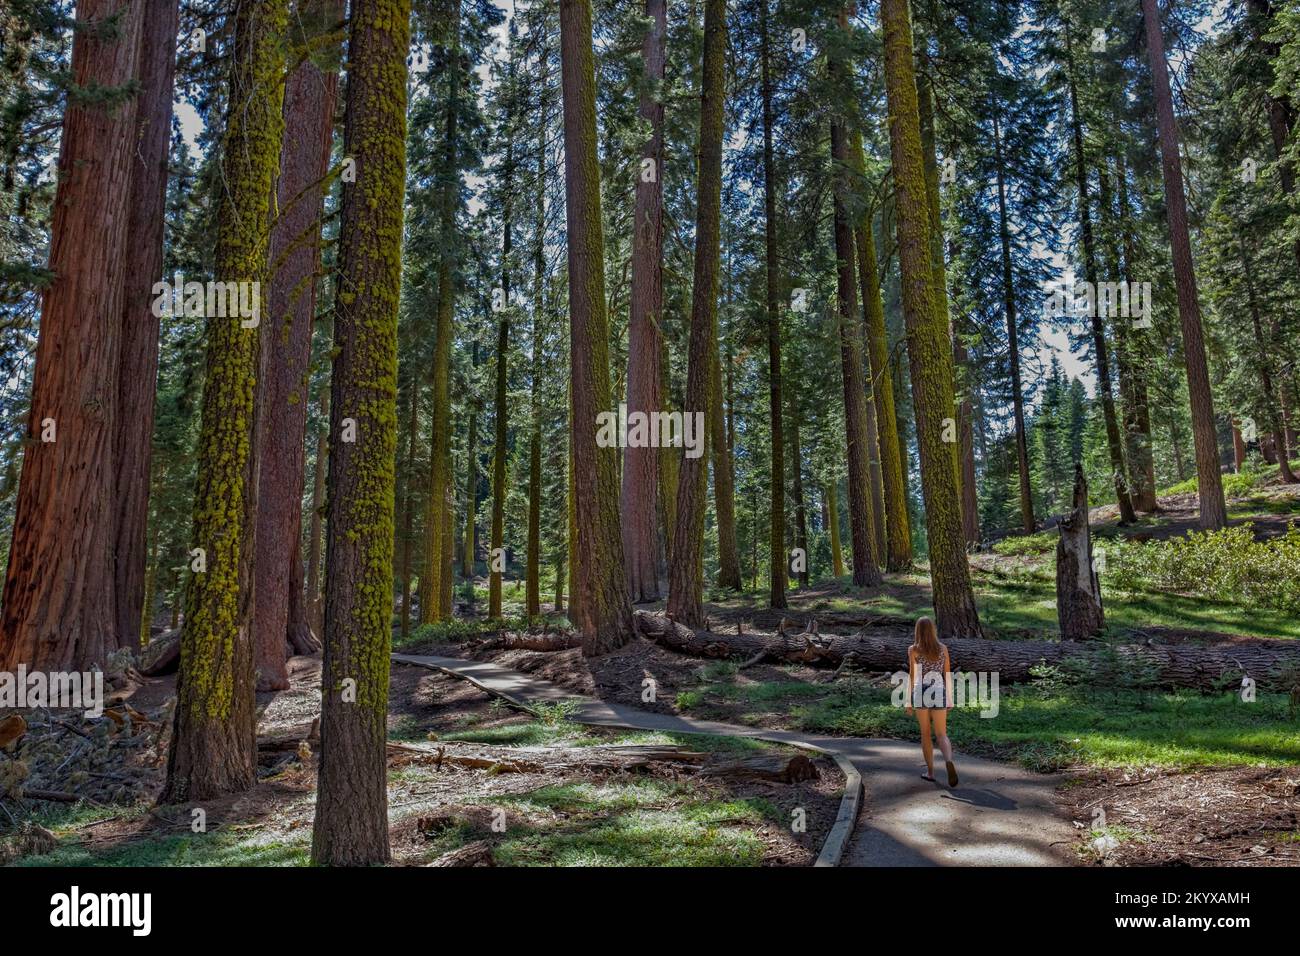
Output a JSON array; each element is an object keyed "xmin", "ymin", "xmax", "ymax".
[
  {"xmin": 621, "ymin": 0, "xmax": 667, "ymax": 604},
  {"xmin": 559, "ymin": 0, "xmax": 634, "ymax": 653},
  {"xmin": 1, "ymin": 0, "xmax": 144, "ymax": 672},
  {"xmin": 162, "ymin": 0, "xmax": 288, "ymax": 803},
  {"xmin": 633, "ymin": 612, "xmax": 1300, "ymax": 692},
  {"xmin": 830, "ymin": 120, "xmax": 882, "ymax": 586},
  {"xmin": 113, "ymin": 0, "xmax": 180, "ymax": 651},
  {"xmin": 311, "ymin": 0, "xmax": 408, "ymax": 867},
  {"xmin": 252, "ymin": 0, "xmax": 343, "ymax": 691},
  {"xmin": 879, "ymin": 0, "xmax": 981, "ymax": 639},
  {"xmin": 667, "ymin": 0, "xmax": 727, "ymax": 628},
  {"xmin": 1141, "ymin": 0, "xmax": 1227, "ymax": 530}
]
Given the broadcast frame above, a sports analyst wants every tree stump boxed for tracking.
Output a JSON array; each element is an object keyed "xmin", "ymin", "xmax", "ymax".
[{"xmin": 1056, "ymin": 465, "xmax": 1104, "ymax": 640}]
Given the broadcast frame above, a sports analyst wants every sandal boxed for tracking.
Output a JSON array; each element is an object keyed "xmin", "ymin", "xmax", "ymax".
[
  {"xmin": 920, "ymin": 771, "xmax": 935, "ymax": 781},
  {"xmin": 946, "ymin": 760, "xmax": 959, "ymax": 787}
]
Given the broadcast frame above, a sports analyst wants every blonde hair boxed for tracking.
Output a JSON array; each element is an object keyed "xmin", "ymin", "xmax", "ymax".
[{"xmin": 913, "ymin": 616, "xmax": 942, "ymax": 662}]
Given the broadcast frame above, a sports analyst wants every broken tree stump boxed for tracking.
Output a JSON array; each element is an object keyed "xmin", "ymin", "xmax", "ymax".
[{"xmin": 1056, "ymin": 464, "xmax": 1105, "ymax": 640}]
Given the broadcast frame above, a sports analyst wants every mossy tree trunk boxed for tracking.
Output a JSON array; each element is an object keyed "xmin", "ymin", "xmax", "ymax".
[
  {"xmin": 163, "ymin": 0, "xmax": 288, "ymax": 803},
  {"xmin": 621, "ymin": 0, "xmax": 667, "ymax": 604},
  {"xmin": 559, "ymin": 0, "xmax": 634, "ymax": 653},
  {"xmin": 1140, "ymin": 0, "xmax": 1227, "ymax": 529},
  {"xmin": 990, "ymin": 109, "xmax": 1035, "ymax": 533},
  {"xmin": 668, "ymin": 0, "xmax": 727, "ymax": 627},
  {"xmin": 787, "ymin": 386, "xmax": 810, "ymax": 588},
  {"xmin": 526, "ymin": 33, "xmax": 550, "ymax": 618},
  {"xmin": 759, "ymin": 0, "xmax": 786, "ymax": 609},
  {"xmin": 916, "ymin": 56, "xmax": 979, "ymax": 545},
  {"xmin": 421, "ymin": 0, "xmax": 462, "ymax": 622},
  {"xmin": 854, "ymin": 162, "xmax": 912, "ymax": 571},
  {"xmin": 847, "ymin": 132, "xmax": 889, "ymax": 566},
  {"xmin": 1115, "ymin": 158, "xmax": 1158, "ymax": 510},
  {"xmin": 709, "ymin": 332, "xmax": 743, "ymax": 590},
  {"xmin": 462, "ymin": 342, "xmax": 479, "ymax": 582},
  {"xmin": 310, "ymin": 0, "xmax": 409, "ymax": 867},
  {"xmin": 880, "ymin": 0, "xmax": 981, "ymax": 639}
]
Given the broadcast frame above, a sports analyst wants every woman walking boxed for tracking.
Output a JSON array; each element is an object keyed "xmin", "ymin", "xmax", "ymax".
[{"xmin": 904, "ymin": 616, "xmax": 959, "ymax": 786}]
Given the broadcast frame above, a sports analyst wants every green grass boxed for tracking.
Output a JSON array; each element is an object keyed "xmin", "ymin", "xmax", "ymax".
[
  {"xmin": 1157, "ymin": 458, "xmax": 1299, "ymax": 498},
  {"xmin": 10, "ymin": 824, "xmax": 311, "ymax": 867},
  {"xmin": 487, "ymin": 780, "xmax": 773, "ymax": 866},
  {"xmin": 859, "ymin": 562, "xmax": 1300, "ymax": 641},
  {"xmin": 678, "ymin": 676, "xmax": 1300, "ymax": 771}
]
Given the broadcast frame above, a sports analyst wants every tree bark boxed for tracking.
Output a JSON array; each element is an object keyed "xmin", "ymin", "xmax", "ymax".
[
  {"xmin": 162, "ymin": 0, "xmax": 287, "ymax": 803},
  {"xmin": 880, "ymin": 0, "xmax": 981, "ymax": 638},
  {"xmin": 113, "ymin": 0, "xmax": 180, "ymax": 654},
  {"xmin": 918, "ymin": 58, "xmax": 980, "ymax": 544},
  {"xmin": 399, "ymin": 381, "xmax": 420, "ymax": 636},
  {"xmin": 759, "ymin": 0, "xmax": 786, "ymax": 609},
  {"xmin": 1115, "ymin": 158, "xmax": 1158, "ymax": 510},
  {"xmin": 1065, "ymin": 34, "xmax": 1135, "ymax": 526},
  {"xmin": 831, "ymin": 119, "xmax": 882, "ymax": 585},
  {"xmin": 421, "ymin": 0, "xmax": 462, "ymax": 623},
  {"xmin": 253, "ymin": 0, "xmax": 342, "ymax": 690},
  {"xmin": 527, "ymin": 35, "xmax": 549, "ymax": 618},
  {"xmin": 668, "ymin": 0, "xmax": 727, "ymax": 627},
  {"xmin": 991, "ymin": 109, "xmax": 1035, "ymax": 532},
  {"xmin": 1056, "ymin": 465, "xmax": 1104, "ymax": 639},
  {"xmin": 710, "ymin": 332, "xmax": 743, "ymax": 590},
  {"xmin": 787, "ymin": 388, "xmax": 811, "ymax": 588},
  {"xmin": 1140, "ymin": 0, "xmax": 1227, "ymax": 529},
  {"xmin": 310, "ymin": 0, "xmax": 408, "ymax": 866},
  {"xmin": 854, "ymin": 157, "xmax": 912, "ymax": 570},
  {"xmin": 622, "ymin": 0, "xmax": 667, "ymax": 603},
  {"xmin": 559, "ymin": 0, "xmax": 634, "ymax": 652},
  {"xmin": 1, "ymin": 0, "xmax": 144, "ymax": 672}
]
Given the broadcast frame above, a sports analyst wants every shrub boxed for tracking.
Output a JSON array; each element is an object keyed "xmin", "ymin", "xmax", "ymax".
[{"xmin": 1106, "ymin": 523, "xmax": 1300, "ymax": 613}]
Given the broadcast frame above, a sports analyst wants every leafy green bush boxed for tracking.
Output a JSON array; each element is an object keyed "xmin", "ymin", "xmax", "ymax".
[{"xmin": 1106, "ymin": 523, "xmax": 1300, "ymax": 613}]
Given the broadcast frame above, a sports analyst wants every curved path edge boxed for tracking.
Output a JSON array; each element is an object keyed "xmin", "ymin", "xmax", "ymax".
[{"xmin": 393, "ymin": 652, "xmax": 862, "ymax": 867}]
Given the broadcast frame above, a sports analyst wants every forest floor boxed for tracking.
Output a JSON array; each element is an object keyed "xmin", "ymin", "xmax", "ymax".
[
  {"xmin": 393, "ymin": 475, "xmax": 1300, "ymax": 866},
  {"xmin": 3, "ymin": 476, "xmax": 1296, "ymax": 867},
  {"xmin": 1, "ymin": 656, "xmax": 836, "ymax": 866}
]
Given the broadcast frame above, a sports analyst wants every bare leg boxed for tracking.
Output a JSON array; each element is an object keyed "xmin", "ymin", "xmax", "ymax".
[
  {"xmin": 932, "ymin": 708, "xmax": 954, "ymax": 763},
  {"xmin": 916, "ymin": 708, "xmax": 934, "ymax": 776}
]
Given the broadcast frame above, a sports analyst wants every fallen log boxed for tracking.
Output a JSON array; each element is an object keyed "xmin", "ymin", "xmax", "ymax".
[
  {"xmin": 426, "ymin": 840, "xmax": 495, "ymax": 867},
  {"xmin": 385, "ymin": 741, "xmax": 708, "ymax": 776},
  {"xmin": 633, "ymin": 611, "xmax": 1300, "ymax": 692},
  {"xmin": 484, "ymin": 630, "xmax": 579, "ymax": 652},
  {"xmin": 701, "ymin": 753, "xmax": 820, "ymax": 784},
  {"xmin": 139, "ymin": 629, "xmax": 181, "ymax": 676}
]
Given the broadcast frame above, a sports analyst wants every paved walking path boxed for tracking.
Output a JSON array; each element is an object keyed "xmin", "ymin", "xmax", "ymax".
[{"xmin": 393, "ymin": 653, "xmax": 1077, "ymax": 867}]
